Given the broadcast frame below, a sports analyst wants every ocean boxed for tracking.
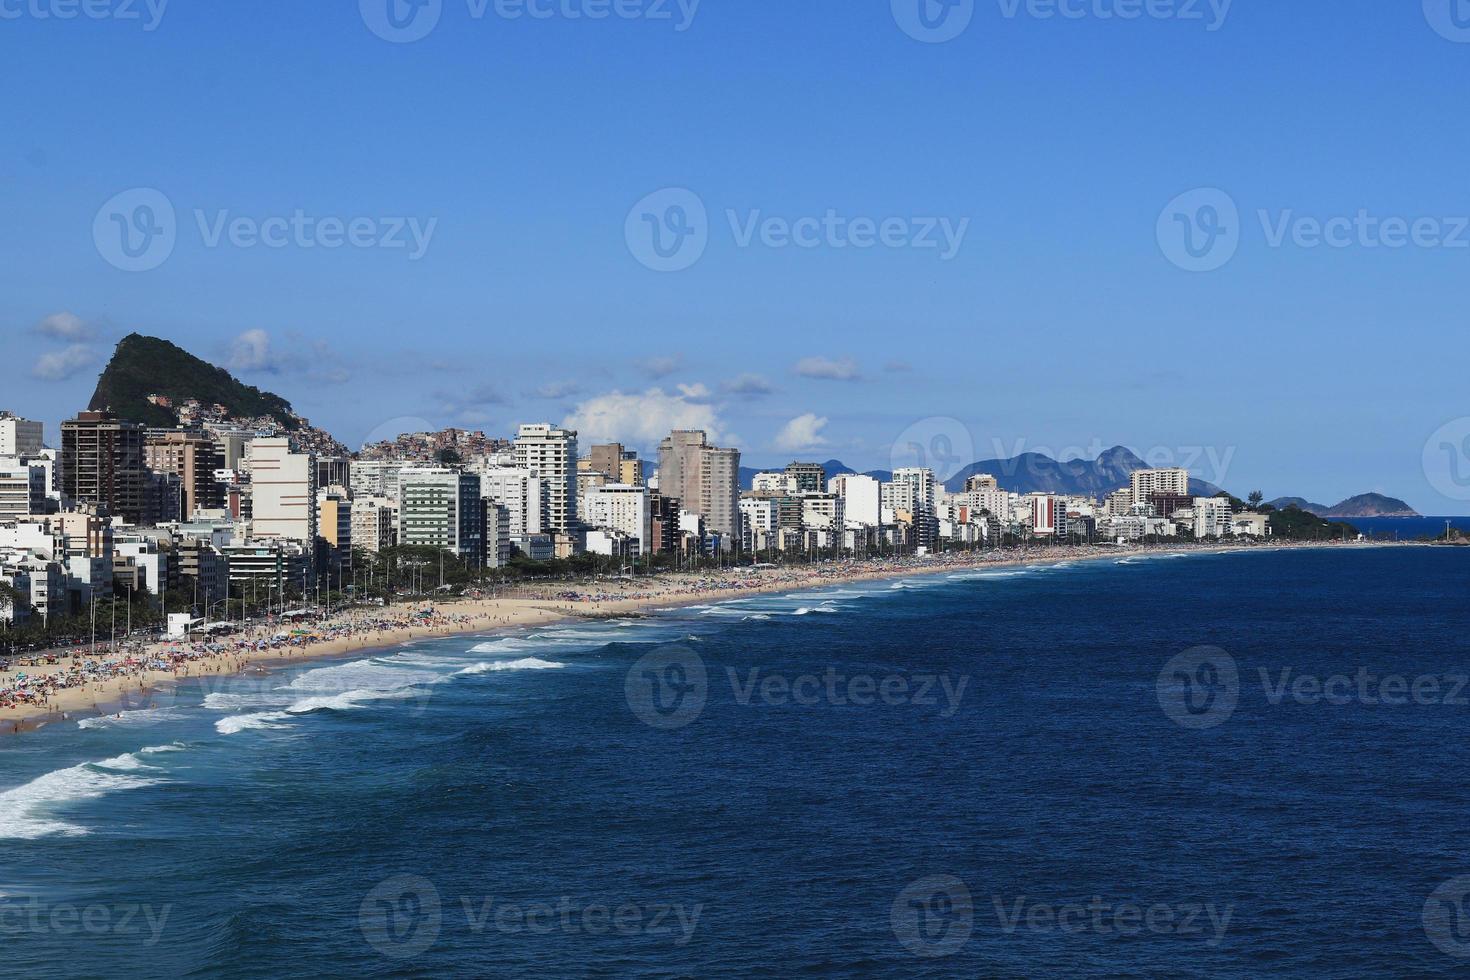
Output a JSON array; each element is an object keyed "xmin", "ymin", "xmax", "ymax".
[
  {"xmin": 3, "ymin": 546, "xmax": 1469, "ymax": 977},
  {"xmin": 1350, "ymin": 516, "xmax": 1470, "ymax": 540}
]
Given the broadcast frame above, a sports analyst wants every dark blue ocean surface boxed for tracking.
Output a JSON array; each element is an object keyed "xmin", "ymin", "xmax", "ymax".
[
  {"xmin": 3, "ymin": 546, "xmax": 1470, "ymax": 978},
  {"xmin": 1353, "ymin": 516, "xmax": 1470, "ymax": 540}
]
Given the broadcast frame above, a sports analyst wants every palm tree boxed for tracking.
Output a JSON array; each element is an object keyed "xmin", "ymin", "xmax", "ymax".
[{"xmin": 1248, "ymin": 490, "xmax": 1264, "ymax": 510}]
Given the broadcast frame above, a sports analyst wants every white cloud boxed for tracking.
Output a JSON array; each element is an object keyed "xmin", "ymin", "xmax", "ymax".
[
  {"xmin": 794, "ymin": 356, "xmax": 861, "ymax": 382},
  {"xmin": 32, "ymin": 344, "xmax": 99, "ymax": 381},
  {"xmin": 676, "ymin": 382, "xmax": 713, "ymax": 402},
  {"xmin": 563, "ymin": 388, "xmax": 724, "ymax": 449},
  {"xmin": 226, "ymin": 329, "xmax": 280, "ymax": 373},
  {"xmin": 35, "ymin": 312, "xmax": 95, "ymax": 341},
  {"xmin": 774, "ymin": 413, "xmax": 830, "ymax": 452}
]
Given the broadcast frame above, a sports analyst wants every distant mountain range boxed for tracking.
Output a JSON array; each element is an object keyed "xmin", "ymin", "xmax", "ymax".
[
  {"xmin": 740, "ymin": 447, "xmax": 1222, "ymax": 497},
  {"xmin": 1268, "ymin": 493, "xmax": 1419, "ymax": 518}
]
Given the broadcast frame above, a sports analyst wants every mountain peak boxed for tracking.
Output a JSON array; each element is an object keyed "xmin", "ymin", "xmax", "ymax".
[{"xmin": 87, "ymin": 333, "xmax": 348, "ymax": 455}]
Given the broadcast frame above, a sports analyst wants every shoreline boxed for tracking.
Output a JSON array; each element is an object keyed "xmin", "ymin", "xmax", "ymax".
[{"xmin": 0, "ymin": 539, "xmax": 1416, "ymax": 735}]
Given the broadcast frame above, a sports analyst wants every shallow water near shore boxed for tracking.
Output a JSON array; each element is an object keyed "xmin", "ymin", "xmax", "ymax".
[{"xmin": 2, "ymin": 547, "xmax": 1468, "ymax": 976}]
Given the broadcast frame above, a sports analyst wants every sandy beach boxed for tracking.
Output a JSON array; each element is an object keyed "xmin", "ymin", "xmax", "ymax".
[{"xmin": 0, "ymin": 540, "xmax": 1405, "ymax": 733}]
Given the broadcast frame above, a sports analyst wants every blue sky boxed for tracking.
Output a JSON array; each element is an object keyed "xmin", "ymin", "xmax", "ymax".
[{"xmin": 3, "ymin": 1, "xmax": 1469, "ymax": 511}]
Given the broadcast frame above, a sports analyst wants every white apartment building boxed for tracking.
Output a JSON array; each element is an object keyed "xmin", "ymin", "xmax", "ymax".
[
  {"xmin": 751, "ymin": 471, "xmax": 790, "ymax": 494},
  {"xmin": 961, "ymin": 487, "xmax": 1010, "ymax": 520},
  {"xmin": 1193, "ymin": 496, "xmax": 1234, "ymax": 539},
  {"xmin": 1131, "ymin": 467, "xmax": 1190, "ymax": 499},
  {"xmin": 246, "ymin": 438, "xmax": 318, "ymax": 546},
  {"xmin": 350, "ymin": 459, "xmax": 406, "ymax": 501},
  {"xmin": 478, "ymin": 467, "xmax": 546, "ymax": 538},
  {"xmin": 0, "ymin": 463, "xmax": 46, "ymax": 519},
  {"xmin": 0, "ymin": 413, "xmax": 44, "ymax": 457},
  {"xmin": 513, "ymin": 424, "xmax": 578, "ymax": 533},
  {"xmin": 582, "ymin": 483, "xmax": 651, "ymax": 555},
  {"xmin": 830, "ymin": 473, "xmax": 881, "ymax": 528},
  {"xmin": 351, "ymin": 496, "xmax": 396, "ymax": 553},
  {"xmin": 1103, "ymin": 488, "xmax": 1136, "ymax": 516},
  {"xmin": 1029, "ymin": 494, "xmax": 1067, "ymax": 537},
  {"xmin": 800, "ymin": 492, "xmax": 845, "ymax": 532},
  {"xmin": 739, "ymin": 496, "xmax": 778, "ymax": 551}
]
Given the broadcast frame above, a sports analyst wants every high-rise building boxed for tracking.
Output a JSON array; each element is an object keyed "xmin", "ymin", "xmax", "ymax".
[
  {"xmin": 316, "ymin": 457, "xmax": 352, "ymax": 491},
  {"xmin": 316, "ymin": 487, "xmax": 353, "ymax": 574},
  {"xmin": 512, "ymin": 424, "xmax": 578, "ymax": 533},
  {"xmin": 830, "ymin": 473, "xmax": 881, "ymax": 528},
  {"xmin": 1029, "ymin": 494, "xmax": 1067, "ymax": 537},
  {"xmin": 478, "ymin": 467, "xmax": 546, "ymax": 539},
  {"xmin": 0, "ymin": 463, "xmax": 45, "ymax": 519},
  {"xmin": 144, "ymin": 430, "xmax": 225, "ymax": 517},
  {"xmin": 1130, "ymin": 468, "xmax": 1190, "ymax": 499},
  {"xmin": 0, "ymin": 412, "xmax": 44, "ymax": 457},
  {"xmin": 785, "ymin": 462, "xmax": 826, "ymax": 494},
  {"xmin": 398, "ymin": 468, "xmax": 484, "ymax": 563},
  {"xmin": 887, "ymin": 467, "xmax": 938, "ymax": 547},
  {"xmin": 351, "ymin": 496, "xmax": 396, "ymax": 553},
  {"xmin": 657, "ymin": 430, "xmax": 741, "ymax": 548},
  {"xmin": 246, "ymin": 437, "xmax": 318, "ymax": 545},
  {"xmin": 964, "ymin": 473, "xmax": 999, "ymax": 492},
  {"xmin": 582, "ymin": 483, "xmax": 651, "ymax": 555},
  {"xmin": 61, "ymin": 411, "xmax": 146, "ymax": 522}
]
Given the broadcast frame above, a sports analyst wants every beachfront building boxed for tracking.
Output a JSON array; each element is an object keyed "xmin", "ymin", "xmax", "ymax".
[
  {"xmin": 887, "ymin": 468, "xmax": 938, "ymax": 548},
  {"xmin": 582, "ymin": 483, "xmax": 651, "ymax": 555},
  {"xmin": 1028, "ymin": 494, "xmax": 1067, "ymax": 537},
  {"xmin": 830, "ymin": 473, "xmax": 881, "ymax": 528},
  {"xmin": 657, "ymin": 430, "xmax": 741, "ymax": 550},
  {"xmin": 316, "ymin": 487, "xmax": 352, "ymax": 574},
  {"xmin": 512, "ymin": 424, "xmax": 578, "ymax": 534},
  {"xmin": 246, "ymin": 438, "xmax": 318, "ymax": 547},
  {"xmin": 398, "ymin": 467, "xmax": 484, "ymax": 563},
  {"xmin": 1193, "ymin": 496, "xmax": 1235, "ymax": 539},
  {"xmin": 351, "ymin": 496, "xmax": 396, "ymax": 553},
  {"xmin": 477, "ymin": 466, "xmax": 547, "ymax": 540},
  {"xmin": 739, "ymin": 496, "xmax": 778, "ymax": 552}
]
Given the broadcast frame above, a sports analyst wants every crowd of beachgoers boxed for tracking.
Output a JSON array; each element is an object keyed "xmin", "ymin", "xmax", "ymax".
[{"xmin": 0, "ymin": 608, "xmax": 481, "ymax": 717}]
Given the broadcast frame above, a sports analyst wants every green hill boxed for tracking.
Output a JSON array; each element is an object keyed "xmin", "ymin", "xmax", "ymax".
[{"xmin": 88, "ymin": 333, "xmax": 299, "ymax": 430}]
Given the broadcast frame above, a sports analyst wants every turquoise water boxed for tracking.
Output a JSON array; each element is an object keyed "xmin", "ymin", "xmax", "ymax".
[{"xmin": 2, "ymin": 546, "xmax": 1468, "ymax": 977}]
